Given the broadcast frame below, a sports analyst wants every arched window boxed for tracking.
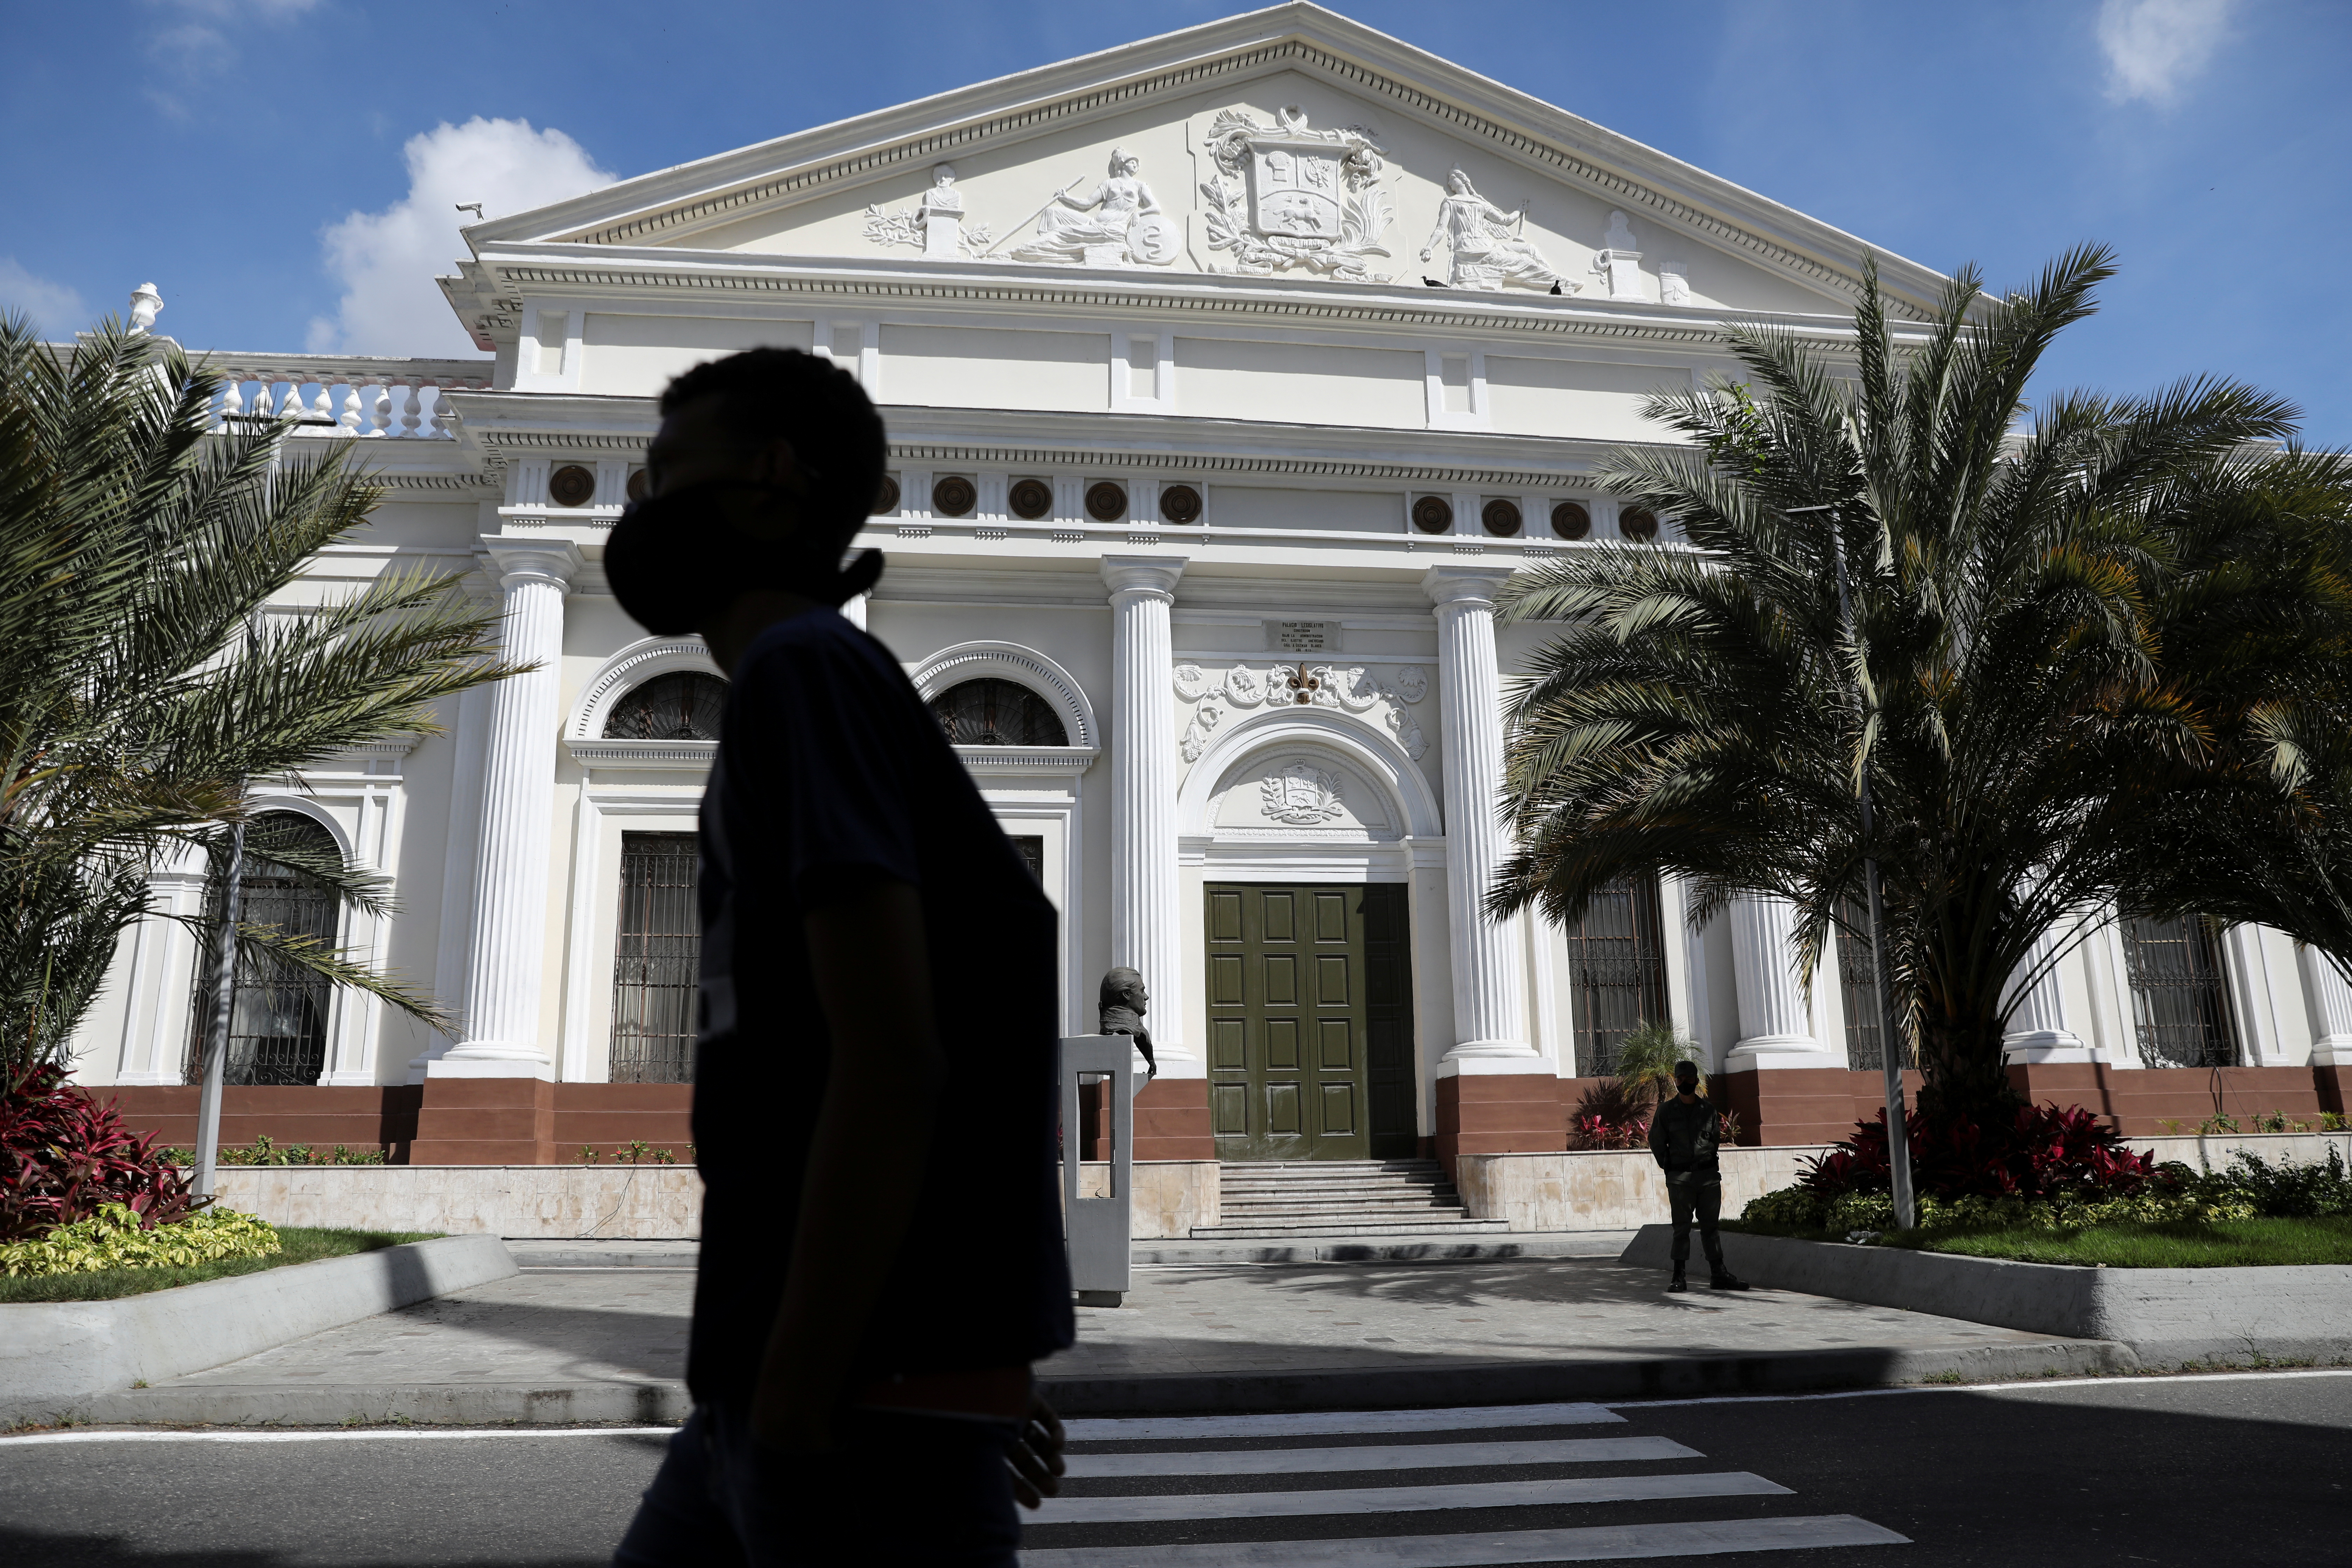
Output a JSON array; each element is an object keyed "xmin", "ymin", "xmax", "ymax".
[
  {"xmin": 184, "ymin": 812, "xmax": 340, "ymax": 1087},
  {"xmin": 928, "ymin": 678, "xmax": 1069, "ymax": 747},
  {"xmin": 604, "ymin": 672, "xmax": 727, "ymax": 741}
]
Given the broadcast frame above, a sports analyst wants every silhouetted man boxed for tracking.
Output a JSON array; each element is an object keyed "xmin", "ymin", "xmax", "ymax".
[
  {"xmin": 1648, "ymin": 1058, "xmax": 1749, "ymax": 1293},
  {"xmin": 604, "ymin": 348, "xmax": 1071, "ymax": 1567}
]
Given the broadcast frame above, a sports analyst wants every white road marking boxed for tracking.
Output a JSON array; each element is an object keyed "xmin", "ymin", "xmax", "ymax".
[
  {"xmin": 1066, "ymin": 1435, "xmax": 1696, "ymax": 1478},
  {"xmin": 1036, "ymin": 1470, "xmax": 1788, "ymax": 1524},
  {"xmin": 1021, "ymin": 1514, "xmax": 1910, "ymax": 1564},
  {"xmin": 0, "ymin": 1427, "xmax": 679, "ymax": 1448},
  {"xmin": 1063, "ymin": 1402, "xmax": 1622, "ymax": 1442}
]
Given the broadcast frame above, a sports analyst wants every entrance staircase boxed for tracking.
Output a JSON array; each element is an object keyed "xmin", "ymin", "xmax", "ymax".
[{"xmin": 1189, "ymin": 1158, "xmax": 1508, "ymax": 1239}]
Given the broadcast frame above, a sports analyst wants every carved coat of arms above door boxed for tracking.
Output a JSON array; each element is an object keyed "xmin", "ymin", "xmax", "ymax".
[{"xmin": 1196, "ymin": 106, "xmax": 1394, "ymax": 282}]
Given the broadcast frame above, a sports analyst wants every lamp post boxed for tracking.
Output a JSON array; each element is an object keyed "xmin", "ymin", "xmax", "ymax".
[{"xmin": 1788, "ymin": 503, "xmax": 1917, "ymax": 1229}]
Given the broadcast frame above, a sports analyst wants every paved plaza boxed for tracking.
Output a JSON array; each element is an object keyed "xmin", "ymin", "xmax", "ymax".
[{"xmin": 87, "ymin": 1242, "xmax": 2116, "ymax": 1426}]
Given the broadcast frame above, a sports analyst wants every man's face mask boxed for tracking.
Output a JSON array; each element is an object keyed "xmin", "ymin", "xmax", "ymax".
[{"xmin": 604, "ymin": 479, "xmax": 881, "ymax": 636}]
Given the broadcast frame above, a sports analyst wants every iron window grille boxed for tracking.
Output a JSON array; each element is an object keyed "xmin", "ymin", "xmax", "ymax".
[
  {"xmin": 1567, "ymin": 873, "xmax": 1670, "ymax": 1077},
  {"xmin": 184, "ymin": 812, "xmax": 340, "ymax": 1087},
  {"xmin": 610, "ymin": 832, "xmax": 701, "ymax": 1084},
  {"xmin": 1835, "ymin": 895, "xmax": 1913, "ymax": 1070},
  {"xmin": 928, "ymin": 678, "xmax": 1068, "ymax": 747},
  {"xmin": 604, "ymin": 673, "xmax": 726, "ymax": 741},
  {"xmin": 2122, "ymin": 914, "xmax": 2240, "ymax": 1068}
]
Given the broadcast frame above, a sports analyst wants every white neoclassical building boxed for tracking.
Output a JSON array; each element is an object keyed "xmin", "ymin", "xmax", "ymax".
[{"xmin": 68, "ymin": 4, "xmax": 2350, "ymax": 1166}]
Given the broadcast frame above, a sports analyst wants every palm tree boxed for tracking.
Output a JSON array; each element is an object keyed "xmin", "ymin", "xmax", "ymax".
[
  {"xmin": 1489, "ymin": 247, "xmax": 2349, "ymax": 1126},
  {"xmin": 0, "ymin": 315, "xmax": 524, "ymax": 1072}
]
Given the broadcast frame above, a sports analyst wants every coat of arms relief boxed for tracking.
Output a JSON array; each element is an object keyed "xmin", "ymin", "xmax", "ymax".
[{"xmin": 1196, "ymin": 106, "xmax": 1395, "ymax": 282}]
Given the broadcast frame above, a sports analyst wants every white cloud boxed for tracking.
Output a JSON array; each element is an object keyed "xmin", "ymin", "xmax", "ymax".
[
  {"xmin": 0, "ymin": 259, "xmax": 91, "ymax": 337},
  {"xmin": 306, "ymin": 118, "xmax": 617, "ymax": 357},
  {"xmin": 141, "ymin": 0, "xmax": 327, "ymax": 116},
  {"xmin": 2098, "ymin": 0, "xmax": 2236, "ymax": 105}
]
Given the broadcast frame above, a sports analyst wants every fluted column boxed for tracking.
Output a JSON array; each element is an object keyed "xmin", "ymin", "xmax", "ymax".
[
  {"xmin": 1423, "ymin": 566, "xmax": 1533, "ymax": 1060},
  {"xmin": 435, "ymin": 537, "xmax": 580, "ymax": 1078},
  {"xmin": 2301, "ymin": 946, "xmax": 2352, "ymax": 1066},
  {"xmin": 2003, "ymin": 925, "xmax": 2094, "ymax": 1063},
  {"xmin": 1726, "ymin": 892, "xmax": 1825, "ymax": 1063},
  {"xmin": 1103, "ymin": 555, "xmax": 1191, "ymax": 1070}
]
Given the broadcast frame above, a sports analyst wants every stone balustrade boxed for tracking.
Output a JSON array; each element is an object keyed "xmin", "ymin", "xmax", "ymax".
[{"xmin": 202, "ymin": 355, "xmax": 493, "ymax": 440}]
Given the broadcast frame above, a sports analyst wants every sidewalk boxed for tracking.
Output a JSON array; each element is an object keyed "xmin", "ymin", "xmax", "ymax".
[{"xmin": 64, "ymin": 1237, "xmax": 2128, "ymax": 1427}]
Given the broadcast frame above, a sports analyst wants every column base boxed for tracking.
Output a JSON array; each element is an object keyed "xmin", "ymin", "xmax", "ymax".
[
  {"xmin": 1434, "ymin": 1073, "xmax": 1563, "ymax": 1175},
  {"xmin": 428, "ymin": 1044, "xmax": 555, "ymax": 1082},
  {"xmin": 410, "ymin": 1075, "xmax": 558, "ymax": 1165},
  {"xmin": 1723, "ymin": 1036, "xmax": 1836, "ymax": 1070},
  {"xmin": 1436, "ymin": 1045, "xmax": 1545, "ymax": 1076},
  {"xmin": 2001, "ymin": 1032, "xmax": 2106, "ymax": 1066}
]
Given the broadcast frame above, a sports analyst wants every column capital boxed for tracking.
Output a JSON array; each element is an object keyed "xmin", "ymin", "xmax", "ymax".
[
  {"xmin": 1102, "ymin": 554, "xmax": 1189, "ymax": 603},
  {"xmin": 481, "ymin": 534, "xmax": 583, "ymax": 589},
  {"xmin": 1422, "ymin": 563, "xmax": 1517, "ymax": 612}
]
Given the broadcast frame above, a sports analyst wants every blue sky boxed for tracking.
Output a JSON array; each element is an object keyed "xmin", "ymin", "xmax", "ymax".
[{"xmin": 5, "ymin": 1, "xmax": 2346, "ymax": 442}]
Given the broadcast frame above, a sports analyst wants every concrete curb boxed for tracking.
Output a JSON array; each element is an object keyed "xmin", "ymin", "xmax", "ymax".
[
  {"xmin": 47, "ymin": 1339, "xmax": 2131, "ymax": 1427},
  {"xmin": 83, "ymin": 1380, "xmax": 690, "ymax": 1428},
  {"xmin": 1620, "ymin": 1225, "xmax": 2352, "ymax": 1365},
  {"xmin": 0, "ymin": 1236, "xmax": 516, "ymax": 1427},
  {"xmin": 1037, "ymin": 1339, "xmax": 2134, "ymax": 1415}
]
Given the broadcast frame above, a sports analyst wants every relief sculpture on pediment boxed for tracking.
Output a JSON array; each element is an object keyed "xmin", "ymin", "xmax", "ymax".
[
  {"xmin": 1195, "ymin": 105, "xmax": 1394, "ymax": 282},
  {"xmin": 1003, "ymin": 148, "xmax": 1180, "ymax": 268}
]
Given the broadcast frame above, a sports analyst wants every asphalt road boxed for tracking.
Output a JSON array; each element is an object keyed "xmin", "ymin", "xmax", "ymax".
[{"xmin": 0, "ymin": 1371, "xmax": 2343, "ymax": 1566}]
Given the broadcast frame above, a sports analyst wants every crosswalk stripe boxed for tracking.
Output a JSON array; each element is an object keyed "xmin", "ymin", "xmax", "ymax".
[
  {"xmin": 1062, "ymin": 1402, "xmax": 1622, "ymax": 1442},
  {"xmin": 1066, "ymin": 1435, "xmax": 1697, "ymax": 1478},
  {"xmin": 1034, "ymin": 1470, "xmax": 1790, "ymax": 1525},
  {"xmin": 1020, "ymin": 1513, "xmax": 1911, "ymax": 1565}
]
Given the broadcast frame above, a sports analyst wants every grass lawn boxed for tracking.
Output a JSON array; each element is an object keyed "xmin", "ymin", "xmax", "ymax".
[
  {"xmin": 0, "ymin": 1228, "xmax": 440, "ymax": 1304},
  {"xmin": 1889, "ymin": 1215, "xmax": 2352, "ymax": 1268}
]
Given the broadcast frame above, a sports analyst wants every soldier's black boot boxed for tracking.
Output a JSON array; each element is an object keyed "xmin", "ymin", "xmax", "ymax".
[
  {"xmin": 1668, "ymin": 1266, "xmax": 1688, "ymax": 1293},
  {"xmin": 1708, "ymin": 1268, "xmax": 1749, "ymax": 1290}
]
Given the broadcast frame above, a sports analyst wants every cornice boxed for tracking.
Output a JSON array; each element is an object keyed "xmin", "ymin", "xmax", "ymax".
[{"xmin": 477, "ymin": 246, "xmax": 1882, "ymax": 350}]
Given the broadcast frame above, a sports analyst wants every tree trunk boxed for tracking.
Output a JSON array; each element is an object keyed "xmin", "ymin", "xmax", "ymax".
[{"xmin": 1913, "ymin": 1011, "xmax": 2021, "ymax": 1128}]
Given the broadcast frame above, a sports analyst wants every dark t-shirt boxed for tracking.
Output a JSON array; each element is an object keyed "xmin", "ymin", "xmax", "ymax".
[{"xmin": 686, "ymin": 608, "xmax": 1073, "ymax": 1407}]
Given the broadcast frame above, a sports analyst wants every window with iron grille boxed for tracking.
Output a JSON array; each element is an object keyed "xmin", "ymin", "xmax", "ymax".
[
  {"xmin": 605, "ymin": 672, "xmax": 726, "ymax": 740},
  {"xmin": 1008, "ymin": 834, "xmax": 1044, "ymax": 884},
  {"xmin": 611, "ymin": 832, "xmax": 701, "ymax": 1084},
  {"xmin": 2123, "ymin": 914, "xmax": 2239, "ymax": 1068},
  {"xmin": 1566, "ymin": 873, "xmax": 1669, "ymax": 1077},
  {"xmin": 1835, "ymin": 895, "xmax": 1912, "ymax": 1070},
  {"xmin": 929, "ymin": 679, "xmax": 1068, "ymax": 747},
  {"xmin": 184, "ymin": 812, "xmax": 339, "ymax": 1087}
]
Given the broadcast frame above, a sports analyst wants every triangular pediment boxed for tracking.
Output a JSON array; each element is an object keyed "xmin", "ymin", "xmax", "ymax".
[{"xmin": 463, "ymin": 4, "xmax": 1941, "ymax": 319}]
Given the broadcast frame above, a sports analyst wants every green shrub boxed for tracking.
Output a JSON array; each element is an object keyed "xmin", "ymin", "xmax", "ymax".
[
  {"xmin": 0, "ymin": 1203, "xmax": 280, "ymax": 1277},
  {"xmin": 159, "ymin": 1136, "xmax": 388, "ymax": 1167}
]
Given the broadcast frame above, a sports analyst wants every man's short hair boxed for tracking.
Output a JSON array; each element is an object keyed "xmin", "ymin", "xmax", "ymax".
[
  {"xmin": 1673, "ymin": 1058, "xmax": 1700, "ymax": 1080},
  {"xmin": 660, "ymin": 348, "xmax": 887, "ymax": 544}
]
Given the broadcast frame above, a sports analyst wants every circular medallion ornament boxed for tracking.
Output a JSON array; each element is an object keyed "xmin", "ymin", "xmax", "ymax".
[
  {"xmin": 548, "ymin": 464, "xmax": 596, "ymax": 508},
  {"xmin": 1160, "ymin": 483, "xmax": 1203, "ymax": 524},
  {"xmin": 1619, "ymin": 506, "xmax": 1659, "ymax": 542},
  {"xmin": 1411, "ymin": 495, "xmax": 1453, "ymax": 534},
  {"xmin": 932, "ymin": 475, "xmax": 977, "ymax": 518},
  {"xmin": 625, "ymin": 467, "xmax": 649, "ymax": 503},
  {"xmin": 872, "ymin": 474, "xmax": 901, "ymax": 515},
  {"xmin": 1550, "ymin": 500, "xmax": 1591, "ymax": 540},
  {"xmin": 1008, "ymin": 478, "xmax": 1053, "ymax": 520},
  {"xmin": 1481, "ymin": 498, "xmax": 1522, "ymax": 537},
  {"xmin": 1126, "ymin": 213, "xmax": 1181, "ymax": 265},
  {"xmin": 1085, "ymin": 481, "xmax": 1128, "ymax": 522}
]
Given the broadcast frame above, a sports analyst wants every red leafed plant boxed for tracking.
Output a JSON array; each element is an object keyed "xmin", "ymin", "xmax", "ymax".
[
  {"xmin": 1800, "ymin": 1102, "xmax": 2157, "ymax": 1202},
  {"xmin": 1, "ymin": 1063, "xmax": 208, "ymax": 1240}
]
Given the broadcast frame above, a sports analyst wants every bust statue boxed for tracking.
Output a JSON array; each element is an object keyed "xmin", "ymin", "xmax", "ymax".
[{"xmin": 1098, "ymin": 967, "xmax": 1158, "ymax": 1080}]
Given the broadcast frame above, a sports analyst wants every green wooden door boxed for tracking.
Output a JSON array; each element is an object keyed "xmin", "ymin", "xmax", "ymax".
[{"xmin": 1205, "ymin": 883, "xmax": 1415, "ymax": 1161}]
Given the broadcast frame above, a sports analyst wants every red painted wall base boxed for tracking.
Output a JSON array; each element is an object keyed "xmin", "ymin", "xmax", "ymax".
[
  {"xmin": 1434, "ymin": 1073, "xmax": 1567, "ymax": 1175},
  {"xmin": 1134, "ymin": 1076, "xmax": 1215, "ymax": 1162}
]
